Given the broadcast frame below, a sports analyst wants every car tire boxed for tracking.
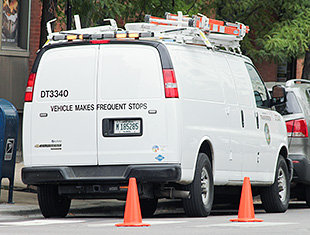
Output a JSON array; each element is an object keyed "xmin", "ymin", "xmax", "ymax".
[
  {"xmin": 260, "ymin": 156, "xmax": 290, "ymax": 213},
  {"xmin": 38, "ymin": 185, "xmax": 71, "ymax": 218},
  {"xmin": 140, "ymin": 198, "xmax": 158, "ymax": 217},
  {"xmin": 304, "ymin": 185, "xmax": 310, "ymax": 207},
  {"xmin": 182, "ymin": 153, "xmax": 214, "ymax": 217}
]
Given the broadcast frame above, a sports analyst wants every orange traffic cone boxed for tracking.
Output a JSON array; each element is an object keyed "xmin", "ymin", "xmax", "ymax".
[
  {"xmin": 115, "ymin": 178, "xmax": 150, "ymax": 227},
  {"xmin": 230, "ymin": 177, "xmax": 263, "ymax": 222}
]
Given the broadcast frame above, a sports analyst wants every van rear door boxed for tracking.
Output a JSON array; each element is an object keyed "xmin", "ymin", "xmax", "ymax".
[
  {"xmin": 97, "ymin": 44, "xmax": 170, "ymax": 165},
  {"xmin": 28, "ymin": 45, "xmax": 98, "ymax": 166}
]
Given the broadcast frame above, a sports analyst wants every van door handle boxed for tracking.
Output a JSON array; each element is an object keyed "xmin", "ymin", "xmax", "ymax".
[
  {"xmin": 241, "ymin": 110, "xmax": 244, "ymax": 128},
  {"xmin": 255, "ymin": 112, "xmax": 259, "ymax": 129},
  {"xmin": 225, "ymin": 107, "xmax": 230, "ymax": 115}
]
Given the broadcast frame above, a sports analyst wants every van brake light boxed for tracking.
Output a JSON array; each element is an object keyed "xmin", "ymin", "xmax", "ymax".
[
  {"xmin": 90, "ymin": 39, "xmax": 111, "ymax": 44},
  {"xmin": 163, "ymin": 69, "xmax": 178, "ymax": 98},
  {"xmin": 286, "ymin": 119, "xmax": 308, "ymax": 138},
  {"xmin": 25, "ymin": 73, "xmax": 36, "ymax": 102}
]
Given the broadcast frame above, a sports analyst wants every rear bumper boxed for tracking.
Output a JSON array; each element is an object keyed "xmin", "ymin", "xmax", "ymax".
[
  {"xmin": 22, "ymin": 164, "xmax": 181, "ymax": 185},
  {"xmin": 289, "ymin": 154, "xmax": 310, "ymax": 184}
]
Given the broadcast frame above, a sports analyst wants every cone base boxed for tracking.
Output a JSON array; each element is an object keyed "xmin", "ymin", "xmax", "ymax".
[
  {"xmin": 115, "ymin": 222, "xmax": 151, "ymax": 227},
  {"xmin": 230, "ymin": 218, "xmax": 263, "ymax": 222}
]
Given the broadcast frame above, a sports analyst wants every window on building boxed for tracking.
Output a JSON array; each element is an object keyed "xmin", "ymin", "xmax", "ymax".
[
  {"xmin": 1, "ymin": 0, "xmax": 30, "ymax": 51},
  {"xmin": 277, "ymin": 59, "xmax": 297, "ymax": 82}
]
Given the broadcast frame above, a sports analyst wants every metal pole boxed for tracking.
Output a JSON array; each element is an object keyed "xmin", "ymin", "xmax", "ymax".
[{"xmin": 66, "ymin": 0, "xmax": 72, "ymax": 30}]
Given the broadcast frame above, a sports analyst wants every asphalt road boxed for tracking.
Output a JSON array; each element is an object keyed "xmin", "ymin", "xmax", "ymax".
[{"xmin": 1, "ymin": 189, "xmax": 310, "ymax": 235}]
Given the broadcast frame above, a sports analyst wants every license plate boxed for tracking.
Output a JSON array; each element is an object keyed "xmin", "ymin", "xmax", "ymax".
[{"xmin": 114, "ymin": 120, "xmax": 141, "ymax": 134}]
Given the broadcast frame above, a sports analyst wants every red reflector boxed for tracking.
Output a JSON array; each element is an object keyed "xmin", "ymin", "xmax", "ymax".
[
  {"xmin": 24, "ymin": 73, "xmax": 36, "ymax": 102},
  {"xmin": 292, "ymin": 160, "xmax": 300, "ymax": 164},
  {"xmin": 163, "ymin": 69, "xmax": 178, "ymax": 98},
  {"xmin": 90, "ymin": 40, "xmax": 111, "ymax": 44},
  {"xmin": 286, "ymin": 119, "xmax": 308, "ymax": 138}
]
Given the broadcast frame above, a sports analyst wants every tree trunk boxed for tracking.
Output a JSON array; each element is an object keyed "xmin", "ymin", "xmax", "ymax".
[
  {"xmin": 40, "ymin": 0, "xmax": 57, "ymax": 48},
  {"xmin": 302, "ymin": 49, "xmax": 310, "ymax": 79}
]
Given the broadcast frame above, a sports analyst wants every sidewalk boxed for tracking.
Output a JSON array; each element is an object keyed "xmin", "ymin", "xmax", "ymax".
[{"xmin": 0, "ymin": 162, "xmax": 38, "ymax": 205}]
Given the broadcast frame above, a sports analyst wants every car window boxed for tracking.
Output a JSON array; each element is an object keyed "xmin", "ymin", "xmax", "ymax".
[
  {"xmin": 245, "ymin": 63, "xmax": 269, "ymax": 108},
  {"xmin": 275, "ymin": 91, "xmax": 302, "ymax": 115}
]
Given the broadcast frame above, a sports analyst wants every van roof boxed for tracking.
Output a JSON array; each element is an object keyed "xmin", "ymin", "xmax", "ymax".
[{"xmin": 32, "ymin": 40, "xmax": 175, "ymax": 73}]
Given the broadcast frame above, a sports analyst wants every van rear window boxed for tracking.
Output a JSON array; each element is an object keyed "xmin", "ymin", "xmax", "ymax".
[
  {"xmin": 99, "ymin": 45, "xmax": 162, "ymax": 100},
  {"xmin": 275, "ymin": 91, "xmax": 302, "ymax": 115}
]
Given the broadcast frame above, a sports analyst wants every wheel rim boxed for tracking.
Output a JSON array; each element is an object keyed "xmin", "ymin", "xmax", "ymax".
[
  {"xmin": 278, "ymin": 167, "xmax": 287, "ymax": 202},
  {"xmin": 201, "ymin": 166, "xmax": 210, "ymax": 205}
]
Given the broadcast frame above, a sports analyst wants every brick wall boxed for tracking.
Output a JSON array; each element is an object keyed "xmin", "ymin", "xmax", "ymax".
[
  {"xmin": 254, "ymin": 60, "xmax": 278, "ymax": 82},
  {"xmin": 255, "ymin": 59, "xmax": 304, "ymax": 82},
  {"xmin": 29, "ymin": 0, "xmax": 42, "ymax": 74}
]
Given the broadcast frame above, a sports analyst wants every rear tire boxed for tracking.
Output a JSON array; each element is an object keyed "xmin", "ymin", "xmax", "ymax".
[
  {"xmin": 140, "ymin": 198, "xmax": 158, "ymax": 217},
  {"xmin": 38, "ymin": 185, "xmax": 71, "ymax": 218},
  {"xmin": 260, "ymin": 156, "xmax": 290, "ymax": 213},
  {"xmin": 182, "ymin": 153, "xmax": 214, "ymax": 217},
  {"xmin": 304, "ymin": 185, "xmax": 310, "ymax": 207}
]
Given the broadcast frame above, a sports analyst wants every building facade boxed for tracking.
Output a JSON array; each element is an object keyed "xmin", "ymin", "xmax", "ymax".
[
  {"xmin": 1, "ymin": 0, "xmax": 31, "ymax": 111},
  {"xmin": 255, "ymin": 59, "xmax": 303, "ymax": 83}
]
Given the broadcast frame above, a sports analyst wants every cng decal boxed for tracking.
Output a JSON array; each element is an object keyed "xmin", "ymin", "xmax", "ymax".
[
  {"xmin": 264, "ymin": 123, "xmax": 271, "ymax": 145},
  {"xmin": 155, "ymin": 155, "xmax": 165, "ymax": 162},
  {"xmin": 152, "ymin": 145, "xmax": 167, "ymax": 161}
]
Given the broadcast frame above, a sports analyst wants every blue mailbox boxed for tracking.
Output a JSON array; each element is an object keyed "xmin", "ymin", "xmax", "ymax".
[{"xmin": 0, "ymin": 98, "xmax": 19, "ymax": 203}]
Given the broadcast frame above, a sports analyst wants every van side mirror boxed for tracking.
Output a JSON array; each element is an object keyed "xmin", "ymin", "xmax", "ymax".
[{"xmin": 271, "ymin": 85, "xmax": 286, "ymax": 106}]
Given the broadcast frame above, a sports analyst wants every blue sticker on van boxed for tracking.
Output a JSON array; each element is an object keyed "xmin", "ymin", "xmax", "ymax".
[{"xmin": 155, "ymin": 155, "xmax": 165, "ymax": 162}]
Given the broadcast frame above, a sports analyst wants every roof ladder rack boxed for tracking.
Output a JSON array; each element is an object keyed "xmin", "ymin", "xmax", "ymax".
[
  {"xmin": 126, "ymin": 11, "xmax": 250, "ymax": 53},
  {"xmin": 44, "ymin": 12, "xmax": 249, "ymax": 55},
  {"xmin": 45, "ymin": 16, "xmax": 119, "ymax": 42}
]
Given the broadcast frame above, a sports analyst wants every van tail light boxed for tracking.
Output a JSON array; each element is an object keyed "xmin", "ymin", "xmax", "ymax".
[
  {"xmin": 163, "ymin": 69, "xmax": 179, "ymax": 98},
  {"xmin": 286, "ymin": 119, "xmax": 309, "ymax": 138},
  {"xmin": 24, "ymin": 73, "xmax": 36, "ymax": 102}
]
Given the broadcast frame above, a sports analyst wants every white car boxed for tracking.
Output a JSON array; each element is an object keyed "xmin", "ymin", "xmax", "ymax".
[{"xmin": 22, "ymin": 14, "xmax": 291, "ymax": 218}]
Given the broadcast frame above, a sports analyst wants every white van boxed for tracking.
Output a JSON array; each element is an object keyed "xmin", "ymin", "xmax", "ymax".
[{"xmin": 22, "ymin": 14, "xmax": 292, "ymax": 218}]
